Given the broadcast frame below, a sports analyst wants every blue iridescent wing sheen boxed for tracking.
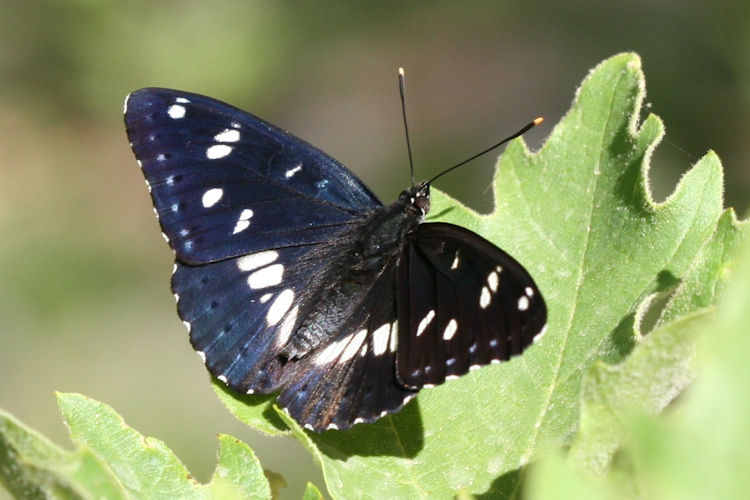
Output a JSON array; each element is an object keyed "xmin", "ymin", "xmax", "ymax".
[
  {"xmin": 124, "ymin": 88, "xmax": 382, "ymax": 265},
  {"xmin": 397, "ymin": 222, "xmax": 547, "ymax": 389}
]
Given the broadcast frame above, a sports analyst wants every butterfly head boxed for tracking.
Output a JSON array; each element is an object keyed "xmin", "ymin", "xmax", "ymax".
[{"xmin": 400, "ymin": 181, "xmax": 431, "ymax": 217}]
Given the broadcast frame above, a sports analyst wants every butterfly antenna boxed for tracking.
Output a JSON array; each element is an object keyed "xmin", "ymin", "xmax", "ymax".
[
  {"xmin": 425, "ymin": 116, "xmax": 544, "ymax": 185},
  {"xmin": 398, "ymin": 67, "xmax": 416, "ymax": 187}
]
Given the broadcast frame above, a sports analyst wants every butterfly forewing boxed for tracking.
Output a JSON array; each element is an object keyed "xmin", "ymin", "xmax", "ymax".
[
  {"xmin": 125, "ymin": 88, "xmax": 382, "ymax": 265},
  {"xmin": 397, "ymin": 222, "xmax": 546, "ymax": 389}
]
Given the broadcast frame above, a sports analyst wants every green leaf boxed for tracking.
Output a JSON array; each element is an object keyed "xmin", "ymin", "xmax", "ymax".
[
  {"xmin": 302, "ymin": 481, "xmax": 325, "ymax": 500},
  {"xmin": 566, "ymin": 207, "xmax": 747, "ymax": 477},
  {"xmin": 218, "ymin": 52, "xmax": 734, "ymax": 498},
  {"xmin": 527, "ymin": 225, "xmax": 750, "ymax": 500},
  {"xmin": 0, "ymin": 393, "xmax": 272, "ymax": 499},
  {"xmin": 207, "ymin": 434, "xmax": 272, "ymax": 499},
  {"xmin": 567, "ymin": 307, "xmax": 711, "ymax": 476},
  {"xmin": 56, "ymin": 393, "xmax": 271, "ymax": 499},
  {"xmin": 619, "ymin": 232, "xmax": 750, "ymax": 499},
  {"xmin": 212, "ymin": 378, "xmax": 290, "ymax": 437},
  {"xmin": 0, "ymin": 405, "xmax": 124, "ymax": 499},
  {"xmin": 657, "ymin": 209, "xmax": 745, "ymax": 325}
]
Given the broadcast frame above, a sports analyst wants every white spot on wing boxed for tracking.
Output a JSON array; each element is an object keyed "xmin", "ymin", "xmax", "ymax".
[
  {"xmin": 175, "ymin": 97, "xmax": 190, "ymax": 104},
  {"xmin": 267, "ymin": 289, "xmax": 294, "ymax": 326},
  {"xmin": 525, "ymin": 286, "xmax": 534, "ymax": 297},
  {"xmin": 201, "ymin": 188, "xmax": 223, "ymax": 208},
  {"xmin": 285, "ymin": 165, "xmax": 302, "ymax": 178},
  {"xmin": 480, "ymin": 286, "xmax": 491, "ymax": 309},
  {"xmin": 315, "ymin": 333, "xmax": 352, "ymax": 366},
  {"xmin": 247, "ymin": 264, "xmax": 284, "ymax": 289},
  {"xmin": 247, "ymin": 264, "xmax": 284, "ymax": 290},
  {"xmin": 518, "ymin": 295, "xmax": 530, "ymax": 311},
  {"xmin": 197, "ymin": 351, "xmax": 206, "ymax": 363},
  {"xmin": 487, "ymin": 270, "xmax": 499, "ymax": 293},
  {"xmin": 206, "ymin": 144, "xmax": 232, "ymax": 159},
  {"xmin": 259, "ymin": 293, "xmax": 273, "ymax": 304},
  {"xmin": 214, "ymin": 128, "xmax": 240, "ymax": 143},
  {"xmin": 416, "ymin": 309, "xmax": 435, "ymax": 337},
  {"xmin": 123, "ymin": 93, "xmax": 131, "ymax": 114},
  {"xmin": 217, "ymin": 375, "xmax": 228, "ymax": 383},
  {"xmin": 276, "ymin": 305, "xmax": 299, "ymax": 347},
  {"xmin": 182, "ymin": 320, "xmax": 191, "ymax": 332},
  {"xmin": 372, "ymin": 323, "xmax": 391, "ymax": 356},
  {"xmin": 233, "ymin": 220, "xmax": 250, "ymax": 234},
  {"xmin": 237, "ymin": 250, "xmax": 278, "ymax": 271},
  {"xmin": 167, "ymin": 104, "xmax": 186, "ymax": 119},
  {"xmin": 232, "ymin": 208, "xmax": 254, "ymax": 234},
  {"xmin": 443, "ymin": 319, "xmax": 458, "ymax": 340},
  {"xmin": 339, "ymin": 329, "xmax": 368, "ymax": 363},
  {"xmin": 451, "ymin": 251, "xmax": 460, "ymax": 269}
]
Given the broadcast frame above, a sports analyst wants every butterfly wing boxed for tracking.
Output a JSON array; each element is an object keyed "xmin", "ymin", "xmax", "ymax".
[
  {"xmin": 277, "ymin": 263, "xmax": 415, "ymax": 431},
  {"xmin": 396, "ymin": 222, "xmax": 547, "ymax": 389},
  {"xmin": 124, "ymin": 88, "xmax": 386, "ymax": 400},
  {"xmin": 125, "ymin": 88, "xmax": 382, "ymax": 265},
  {"xmin": 172, "ymin": 244, "xmax": 343, "ymax": 394}
]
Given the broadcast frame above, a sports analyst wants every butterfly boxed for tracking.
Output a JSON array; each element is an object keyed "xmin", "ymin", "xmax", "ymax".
[{"xmin": 124, "ymin": 83, "xmax": 547, "ymax": 432}]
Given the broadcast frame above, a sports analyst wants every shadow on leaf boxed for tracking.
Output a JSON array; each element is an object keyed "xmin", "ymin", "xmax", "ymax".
[{"xmin": 311, "ymin": 398, "xmax": 424, "ymax": 459}]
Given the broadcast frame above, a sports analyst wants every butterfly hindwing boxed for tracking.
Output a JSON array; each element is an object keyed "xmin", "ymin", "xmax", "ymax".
[
  {"xmin": 125, "ymin": 88, "xmax": 382, "ymax": 265},
  {"xmin": 172, "ymin": 245, "xmax": 322, "ymax": 393},
  {"xmin": 396, "ymin": 222, "xmax": 547, "ymax": 389},
  {"xmin": 277, "ymin": 262, "xmax": 415, "ymax": 431}
]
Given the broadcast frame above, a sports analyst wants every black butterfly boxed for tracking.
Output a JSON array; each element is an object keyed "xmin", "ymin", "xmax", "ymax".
[{"xmin": 124, "ymin": 86, "xmax": 547, "ymax": 432}]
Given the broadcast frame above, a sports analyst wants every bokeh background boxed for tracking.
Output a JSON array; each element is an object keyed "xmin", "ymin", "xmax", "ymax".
[{"xmin": 1, "ymin": 2, "xmax": 748, "ymax": 498}]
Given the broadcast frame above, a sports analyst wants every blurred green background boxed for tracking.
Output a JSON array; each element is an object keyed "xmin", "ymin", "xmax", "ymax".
[{"xmin": 1, "ymin": 2, "xmax": 748, "ymax": 498}]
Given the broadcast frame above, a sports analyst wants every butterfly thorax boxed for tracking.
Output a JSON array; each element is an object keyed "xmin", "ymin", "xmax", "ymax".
[{"xmin": 279, "ymin": 184, "xmax": 430, "ymax": 361}]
